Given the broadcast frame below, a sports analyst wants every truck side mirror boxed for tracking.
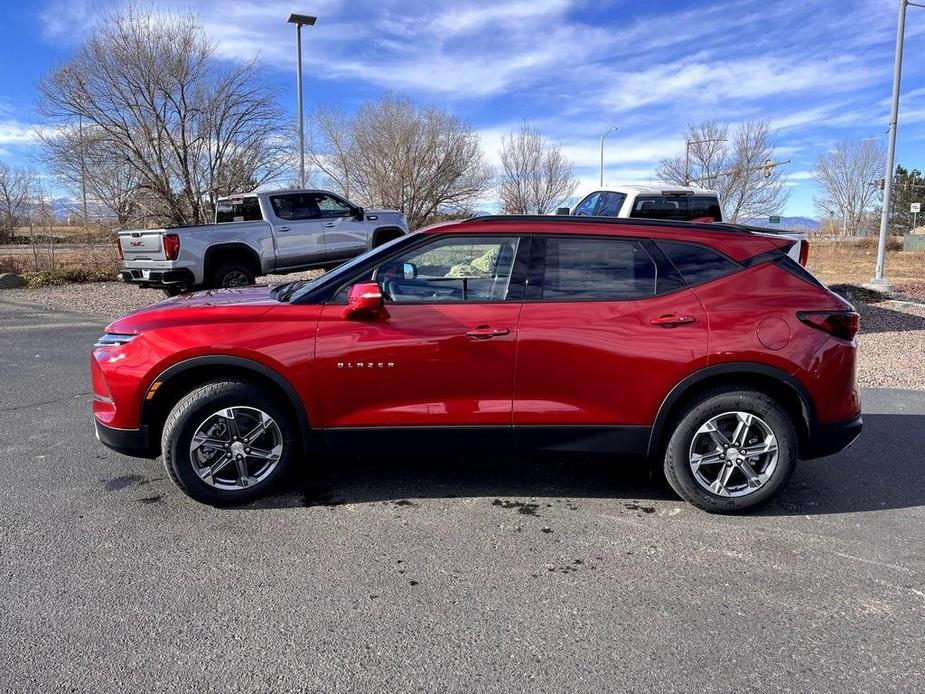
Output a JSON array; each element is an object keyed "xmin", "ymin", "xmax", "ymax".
[{"xmin": 354, "ymin": 206, "xmax": 365, "ymax": 220}]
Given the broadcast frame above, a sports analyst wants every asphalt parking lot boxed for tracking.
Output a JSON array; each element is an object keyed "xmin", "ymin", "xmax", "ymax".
[{"xmin": 1, "ymin": 298, "xmax": 923, "ymax": 693}]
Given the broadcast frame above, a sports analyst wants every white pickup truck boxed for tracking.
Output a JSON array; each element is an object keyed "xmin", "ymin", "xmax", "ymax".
[
  {"xmin": 558, "ymin": 184, "xmax": 808, "ymax": 265},
  {"xmin": 118, "ymin": 189, "xmax": 408, "ymax": 293}
]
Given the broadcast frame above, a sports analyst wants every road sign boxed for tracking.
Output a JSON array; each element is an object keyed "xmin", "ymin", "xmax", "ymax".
[
  {"xmin": 912, "ymin": 202, "xmax": 921, "ymax": 213},
  {"xmin": 769, "ymin": 215, "xmax": 781, "ymax": 224}
]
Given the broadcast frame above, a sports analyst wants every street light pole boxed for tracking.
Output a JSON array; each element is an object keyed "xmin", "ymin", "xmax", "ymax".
[
  {"xmin": 873, "ymin": 0, "xmax": 923, "ymax": 286},
  {"xmin": 287, "ymin": 13, "xmax": 316, "ymax": 189},
  {"xmin": 599, "ymin": 126, "xmax": 617, "ymax": 187}
]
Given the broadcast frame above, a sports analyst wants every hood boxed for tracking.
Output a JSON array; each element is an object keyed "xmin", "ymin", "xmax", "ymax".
[{"xmin": 105, "ymin": 284, "xmax": 278, "ymax": 333}]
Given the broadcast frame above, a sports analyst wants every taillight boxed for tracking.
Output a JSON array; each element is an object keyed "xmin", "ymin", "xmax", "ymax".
[
  {"xmin": 163, "ymin": 233, "xmax": 180, "ymax": 260},
  {"xmin": 797, "ymin": 311, "xmax": 859, "ymax": 341},
  {"xmin": 115, "ymin": 238, "xmax": 124, "ymax": 260},
  {"xmin": 798, "ymin": 239, "xmax": 809, "ymax": 266}
]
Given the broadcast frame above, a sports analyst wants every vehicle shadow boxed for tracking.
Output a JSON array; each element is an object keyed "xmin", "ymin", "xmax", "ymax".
[
  {"xmin": 856, "ymin": 302, "xmax": 925, "ymax": 334},
  {"xmin": 246, "ymin": 413, "xmax": 924, "ymax": 516}
]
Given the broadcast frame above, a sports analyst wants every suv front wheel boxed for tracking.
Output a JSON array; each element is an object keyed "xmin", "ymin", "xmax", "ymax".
[
  {"xmin": 663, "ymin": 388, "xmax": 797, "ymax": 513},
  {"xmin": 161, "ymin": 381, "xmax": 299, "ymax": 505}
]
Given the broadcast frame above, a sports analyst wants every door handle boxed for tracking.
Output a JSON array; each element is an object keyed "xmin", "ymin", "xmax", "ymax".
[
  {"xmin": 650, "ymin": 314, "xmax": 696, "ymax": 328},
  {"xmin": 323, "ymin": 222, "xmax": 337, "ymax": 228},
  {"xmin": 277, "ymin": 226, "xmax": 290, "ymax": 232},
  {"xmin": 465, "ymin": 325, "xmax": 510, "ymax": 339}
]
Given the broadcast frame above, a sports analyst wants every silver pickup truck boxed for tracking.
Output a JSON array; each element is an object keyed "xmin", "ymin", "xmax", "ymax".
[{"xmin": 118, "ymin": 189, "xmax": 408, "ymax": 293}]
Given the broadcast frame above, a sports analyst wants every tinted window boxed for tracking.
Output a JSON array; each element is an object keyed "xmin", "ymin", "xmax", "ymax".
[
  {"xmin": 657, "ymin": 241, "xmax": 739, "ymax": 286},
  {"xmin": 215, "ymin": 197, "xmax": 262, "ymax": 223},
  {"xmin": 573, "ymin": 192, "xmax": 601, "ymax": 216},
  {"xmin": 313, "ymin": 193, "xmax": 354, "ymax": 218},
  {"xmin": 540, "ymin": 237, "xmax": 656, "ymax": 300},
  {"xmin": 375, "ymin": 236, "xmax": 521, "ymax": 303},
  {"xmin": 270, "ymin": 193, "xmax": 320, "ymax": 221},
  {"xmin": 630, "ymin": 195, "xmax": 723, "ymax": 221},
  {"xmin": 596, "ymin": 192, "xmax": 627, "ymax": 217}
]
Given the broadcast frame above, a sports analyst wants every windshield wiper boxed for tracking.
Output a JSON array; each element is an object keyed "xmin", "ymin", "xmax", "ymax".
[{"xmin": 272, "ymin": 280, "xmax": 307, "ymax": 303}]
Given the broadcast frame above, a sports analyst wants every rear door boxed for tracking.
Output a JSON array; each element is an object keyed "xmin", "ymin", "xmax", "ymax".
[
  {"xmin": 266, "ymin": 192, "xmax": 326, "ymax": 268},
  {"xmin": 312, "ymin": 192, "xmax": 369, "ymax": 259},
  {"xmin": 513, "ymin": 234, "xmax": 708, "ymax": 434}
]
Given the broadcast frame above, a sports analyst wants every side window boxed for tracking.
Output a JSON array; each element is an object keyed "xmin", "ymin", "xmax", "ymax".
[
  {"xmin": 270, "ymin": 193, "xmax": 320, "ymax": 221},
  {"xmin": 596, "ymin": 192, "xmax": 627, "ymax": 217},
  {"xmin": 539, "ymin": 237, "xmax": 656, "ymax": 300},
  {"xmin": 374, "ymin": 236, "xmax": 521, "ymax": 303},
  {"xmin": 313, "ymin": 193, "xmax": 354, "ymax": 218},
  {"xmin": 573, "ymin": 192, "xmax": 601, "ymax": 216},
  {"xmin": 657, "ymin": 241, "xmax": 740, "ymax": 286},
  {"xmin": 215, "ymin": 197, "xmax": 263, "ymax": 223}
]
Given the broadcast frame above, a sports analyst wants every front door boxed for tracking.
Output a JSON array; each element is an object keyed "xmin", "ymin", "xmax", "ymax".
[
  {"xmin": 312, "ymin": 192, "xmax": 369, "ymax": 259},
  {"xmin": 267, "ymin": 192, "xmax": 326, "ymax": 268},
  {"xmin": 314, "ymin": 235, "xmax": 529, "ymax": 434}
]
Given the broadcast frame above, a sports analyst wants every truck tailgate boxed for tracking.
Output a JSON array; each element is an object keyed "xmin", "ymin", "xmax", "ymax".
[{"xmin": 119, "ymin": 231, "xmax": 166, "ymax": 261}]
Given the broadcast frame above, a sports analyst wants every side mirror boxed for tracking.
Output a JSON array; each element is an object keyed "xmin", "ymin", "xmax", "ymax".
[
  {"xmin": 401, "ymin": 262, "xmax": 417, "ymax": 279},
  {"xmin": 556, "ymin": 207, "xmax": 571, "ymax": 215},
  {"xmin": 342, "ymin": 282, "xmax": 384, "ymax": 319},
  {"xmin": 354, "ymin": 206, "xmax": 365, "ymax": 220}
]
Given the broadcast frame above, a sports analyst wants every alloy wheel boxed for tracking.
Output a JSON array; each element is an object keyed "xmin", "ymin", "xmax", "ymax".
[
  {"xmin": 688, "ymin": 411, "xmax": 779, "ymax": 498},
  {"xmin": 222, "ymin": 271, "xmax": 251, "ymax": 287},
  {"xmin": 188, "ymin": 407, "xmax": 283, "ymax": 490}
]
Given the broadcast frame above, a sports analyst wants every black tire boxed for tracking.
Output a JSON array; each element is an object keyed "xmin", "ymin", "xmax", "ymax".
[
  {"xmin": 161, "ymin": 380, "xmax": 299, "ymax": 505},
  {"xmin": 162, "ymin": 286, "xmax": 186, "ymax": 297},
  {"xmin": 211, "ymin": 261, "xmax": 255, "ymax": 289},
  {"xmin": 662, "ymin": 387, "xmax": 797, "ymax": 514}
]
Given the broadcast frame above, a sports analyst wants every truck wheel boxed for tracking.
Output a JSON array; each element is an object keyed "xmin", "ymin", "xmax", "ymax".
[
  {"xmin": 162, "ymin": 286, "xmax": 186, "ymax": 297},
  {"xmin": 161, "ymin": 380, "xmax": 299, "ymax": 505},
  {"xmin": 662, "ymin": 387, "xmax": 796, "ymax": 514},
  {"xmin": 211, "ymin": 261, "xmax": 255, "ymax": 289}
]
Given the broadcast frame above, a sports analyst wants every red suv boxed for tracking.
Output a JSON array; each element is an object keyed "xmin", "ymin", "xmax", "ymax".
[{"xmin": 92, "ymin": 216, "xmax": 861, "ymax": 512}]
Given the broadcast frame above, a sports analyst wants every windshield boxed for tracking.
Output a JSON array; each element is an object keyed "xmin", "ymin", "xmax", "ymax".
[{"xmin": 284, "ymin": 233, "xmax": 415, "ymax": 303}]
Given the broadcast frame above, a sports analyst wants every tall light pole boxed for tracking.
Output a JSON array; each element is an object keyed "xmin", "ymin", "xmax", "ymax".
[
  {"xmin": 599, "ymin": 126, "xmax": 617, "ymax": 187},
  {"xmin": 873, "ymin": 0, "xmax": 923, "ymax": 287},
  {"xmin": 287, "ymin": 13, "xmax": 316, "ymax": 189}
]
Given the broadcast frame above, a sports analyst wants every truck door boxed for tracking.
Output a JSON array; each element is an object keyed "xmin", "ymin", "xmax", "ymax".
[
  {"xmin": 265, "ymin": 193, "xmax": 326, "ymax": 269},
  {"xmin": 312, "ymin": 192, "xmax": 369, "ymax": 260}
]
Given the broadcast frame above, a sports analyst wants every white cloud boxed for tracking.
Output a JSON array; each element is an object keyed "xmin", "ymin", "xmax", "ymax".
[{"xmin": 0, "ymin": 121, "xmax": 38, "ymax": 145}]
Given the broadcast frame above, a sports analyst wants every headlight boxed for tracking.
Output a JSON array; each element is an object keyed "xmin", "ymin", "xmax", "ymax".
[{"xmin": 94, "ymin": 333, "xmax": 137, "ymax": 347}]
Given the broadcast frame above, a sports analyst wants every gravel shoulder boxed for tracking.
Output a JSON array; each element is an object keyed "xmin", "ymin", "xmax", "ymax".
[{"xmin": 2, "ymin": 278, "xmax": 924, "ymax": 390}]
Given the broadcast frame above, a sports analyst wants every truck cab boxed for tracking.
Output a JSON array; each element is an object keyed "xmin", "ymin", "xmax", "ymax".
[{"xmin": 561, "ymin": 185, "xmax": 724, "ymax": 222}]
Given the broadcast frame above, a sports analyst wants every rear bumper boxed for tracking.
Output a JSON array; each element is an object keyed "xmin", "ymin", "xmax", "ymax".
[
  {"xmin": 803, "ymin": 414, "xmax": 863, "ymax": 459},
  {"xmin": 95, "ymin": 420, "xmax": 156, "ymax": 459},
  {"xmin": 121, "ymin": 267, "xmax": 195, "ymax": 288}
]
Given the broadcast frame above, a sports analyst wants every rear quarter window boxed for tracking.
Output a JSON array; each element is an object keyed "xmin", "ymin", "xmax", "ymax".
[{"xmin": 656, "ymin": 240, "xmax": 740, "ymax": 286}]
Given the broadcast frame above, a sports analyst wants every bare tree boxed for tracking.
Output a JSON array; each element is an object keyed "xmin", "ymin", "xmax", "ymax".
[
  {"xmin": 813, "ymin": 139, "xmax": 886, "ymax": 235},
  {"xmin": 37, "ymin": 10, "xmax": 286, "ymax": 228},
  {"xmin": 498, "ymin": 123, "xmax": 577, "ymax": 214},
  {"xmin": 657, "ymin": 120, "xmax": 790, "ymax": 222},
  {"xmin": 0, "ymin": 161, "xmax": 36, "ymax": 244},
  {"xmin": 309, "ymin": 94, "xmax": 493, "ymax": 229}
]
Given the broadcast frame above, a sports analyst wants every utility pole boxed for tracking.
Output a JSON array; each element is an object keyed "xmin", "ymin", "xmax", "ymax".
[
  {"xmin": 873, "ymin": 0, "xmax": 923, "ymax": 287},
  {"xmin": 685, "ymin": 137, "xmax": 727, "ymax": 185},
  {"xmin": 599, "ymin": 126, "xmax": 617, "ymax": 187},
  {"xmin": 287, "ymin": 13, "xmax": 317, "ymax": 189}
]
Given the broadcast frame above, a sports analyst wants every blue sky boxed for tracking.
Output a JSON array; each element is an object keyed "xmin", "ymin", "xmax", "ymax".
[{"xmin": 1, "ymin": 0, "xmax": 924, "ymax": 217}]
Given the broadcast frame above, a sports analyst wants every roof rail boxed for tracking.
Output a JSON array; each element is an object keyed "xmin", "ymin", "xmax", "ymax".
[{"xmin": 461, "ymin": 214, "xmax": 755, "ymax": 235}]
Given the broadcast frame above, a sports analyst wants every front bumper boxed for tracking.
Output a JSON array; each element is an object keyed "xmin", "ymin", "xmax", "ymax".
[
  {"xmin": 95, "ymin": 420, "xmax": 156, "ymax": 459},
  {"xmin": 121, "ymin": 267, "xmax": 195, "ymax": 289},
  {"xmin": 803, "ymin": 414, "xmax": 863, "ymax": 459}
]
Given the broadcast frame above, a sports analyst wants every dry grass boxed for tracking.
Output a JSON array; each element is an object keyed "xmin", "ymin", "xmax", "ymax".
[
  {"xmin": 0, "ymin": 242, "xmax": 120, "ymax": 286},
  {"xmin": 808, "ymin": 237, "xmax": 925, "ymax": 301}
]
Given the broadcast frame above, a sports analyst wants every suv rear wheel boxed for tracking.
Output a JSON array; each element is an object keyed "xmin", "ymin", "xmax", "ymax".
[
  {"xmin": 663, "ymin": 388, "xmax": 796, "ymax": 513},
  {"xmin": 161, "ymin": 381, "xmax": 298, "ymax": 505}
]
